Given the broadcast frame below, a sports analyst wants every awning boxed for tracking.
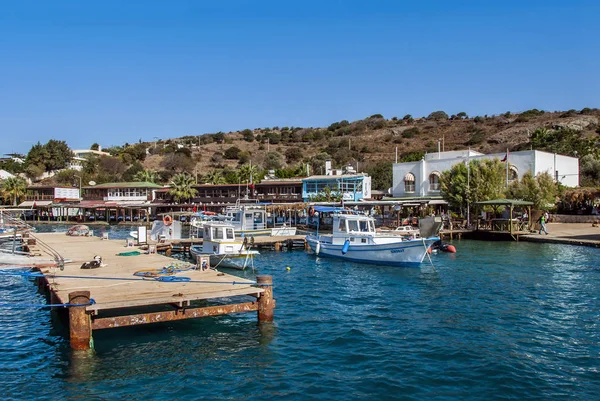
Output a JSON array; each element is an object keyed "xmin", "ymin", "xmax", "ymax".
[
  {"xmin": 404, "ymin": 173, "xmax": 415, "ymax": 181},
  {"xmin": 18, "ymin": 200, "xmax": 53, "ymax": 207},
  {"xmin": 428, "ymin": 199, "xmax": 448, "ymax": 205}
]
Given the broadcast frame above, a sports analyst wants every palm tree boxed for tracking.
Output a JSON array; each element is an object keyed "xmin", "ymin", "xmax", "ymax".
[
  {"xmin": 238, "ymin": 163, "xmax": 258, "ymax": 184},
  {"xmin": 1, "ymin": 177, "xmax": 28, "ymax": 206},
  {"xmin": 134, "ymin": 169, "xmax": 157, "ymax": 183},
  {"xmin": 204, "ymin": 170, "xmax": 226, "ymax": 185},
  {"xmin": 168, "ymin": 173, "xmax": 197, "ymax": 203}
]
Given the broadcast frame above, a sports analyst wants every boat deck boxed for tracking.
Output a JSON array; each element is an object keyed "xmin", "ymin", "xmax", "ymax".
[{"xmin": 30, "ymin": 233, "xmax": 264, "ymax": 313}]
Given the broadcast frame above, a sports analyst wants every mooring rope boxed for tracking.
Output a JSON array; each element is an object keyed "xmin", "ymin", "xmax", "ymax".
[
  {"xmin": 3, "ymin": 270, "xmax": 258, "ymax": 286},
  {"xmin": 0, "ymin": 299, "xmax": 96, "ymax": 309}
]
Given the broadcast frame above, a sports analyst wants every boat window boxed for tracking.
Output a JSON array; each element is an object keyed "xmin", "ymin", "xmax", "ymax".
[
  {"xmin": 226, "ymin": 228, "xmax": 234, "ymax": 239},
  {"xmin": 359, "ymin": 220, "xmax": 369, "ymax": 232},
  {"xmin": 369, "ymin": 221, "xmax": 375, "ymax": 232},
  {"xmin": 338, "ymin": 219, "xmax": 346, "ymax": 232},
  {"xmin": 214, "ymin": 227, "xmax": 224, "ymax": 240},
  {"xmin": 204, "ymin": 227, "xmax": 210, "ymax": 238},
  {"xmin": 347, "ymin": 220, "xmax": 359, "ymax": 232}
]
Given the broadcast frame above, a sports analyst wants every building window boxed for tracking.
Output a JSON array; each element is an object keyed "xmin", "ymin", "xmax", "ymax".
[
  {"xmin": 429, "ymin": 172, "xmax": 441, "ymax": 191},
  {"xmin": 404, "ymin": 173, "xmax": 415, "ymax": 193}
]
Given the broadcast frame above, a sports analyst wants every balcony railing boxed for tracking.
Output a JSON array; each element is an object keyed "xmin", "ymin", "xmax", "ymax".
[{"xmin": 25, "ymin": 195, "xmax": 54, "ymax": 201}]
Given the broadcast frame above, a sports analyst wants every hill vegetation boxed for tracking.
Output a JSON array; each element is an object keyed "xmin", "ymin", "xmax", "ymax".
[{"xmin": 3, "ymin": 108, "xmax": 600, "ymax": 193}]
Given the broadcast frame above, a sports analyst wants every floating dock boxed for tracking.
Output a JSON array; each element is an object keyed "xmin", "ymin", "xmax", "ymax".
[{"xmin": 28, "ymin": 233, "xmax": 275, "ymax": 350}]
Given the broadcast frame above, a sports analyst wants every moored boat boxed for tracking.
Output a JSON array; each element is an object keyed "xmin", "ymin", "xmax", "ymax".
[
  {"xmin": 306, "ymin": 211, "xmax": 442, "ymax": 267},
  {"xmin": 189, "ymin": 222, "xmax": 259, "ymax": 270}
]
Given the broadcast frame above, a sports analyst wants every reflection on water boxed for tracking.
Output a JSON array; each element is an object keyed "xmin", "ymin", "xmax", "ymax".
[{"xmin": 2, "ymin": 228, "xmax": 600, "ymax": 400}]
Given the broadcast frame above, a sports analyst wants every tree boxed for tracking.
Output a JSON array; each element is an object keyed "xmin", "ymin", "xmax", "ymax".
[
  {"xmin": 204, "ymin": 170, "xmax": 226, "ymax": 184},
  {"xmin": 238, "ymin": 163, "xmax": 259, "ymax": 184},
  {"xmin": 427, "ymin": 111, "xmax": 449, "ymax": 120},
  {"xmin": 44, "ymin": 140, "xmax": 73, "ymax": 171},
  {"xmin": 1, "ymin": 176, "xmax": 27, "ymax": 206},
  {"xmin": 168, "ymin": 173, "xmax": 197, "ymax": 203},
  {"xmin": 440, "ymin": 158, "xmax": 506, "ymax": 214},
  {"xmin": 134, "ymin": 170, "xmax": 157, "ymax": 183},
  {"xmin": 25, "ymin": 142, "xmax": 49, "ymax": 171},
  {"xmin": 241, "ymin": 129, "xmax": 254, "ymax": 142},
  {"xmin": 213, "ymin": 132, "xmax": 225, "ymax": 144},
  {"xmin": 580, "ymin": 154, "xmax": 600, "ymax": 186},
  {"xmin": 224, "ymin": 146, "xmax": 241, "ymax": 160},
  {"xmin": 365, "ymin": 162, "xmax": 392, "ymax": 190},
  {"xmin": 457, "ymin": 112, "xmax": 468, "ymax": 119},
  {"xmin": 90, "ymin": 143, "xmax": 100, "ymax": 150},
  {"xmin": 506, "ymin": 171, "xmax": 558, "ymax": 209},
  {"xmin": 161, "ymin": 153, "xmax": 195, "ymax": 173},
  {"xmin": 265, "ymin": 151, "xmax": 284, "ymax": 170},
  {"xmin": 285, "ymin": 147, "xmax": 303, "ymax": 163}
]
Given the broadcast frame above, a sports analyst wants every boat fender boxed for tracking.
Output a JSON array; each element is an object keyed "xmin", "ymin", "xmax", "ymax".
[
  {"xmin": 445, "ymin": 244, "xmax": 457, "ymax": 253},
  {"xmin": 315, "ymin": 242, "xmax": 320, "ymax": 255},
  {"xmin": 163, "ymin": 215, "xmax": 173, "ymax": 226},
  {"xmin": 342, "ymin": 239, "xmax": 350, "ymax": 255}
]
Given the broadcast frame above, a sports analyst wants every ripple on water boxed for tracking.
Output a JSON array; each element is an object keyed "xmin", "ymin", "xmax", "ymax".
[{"xmin": 2, "ymin": 229, "xmax": 600, "ymax": 400}]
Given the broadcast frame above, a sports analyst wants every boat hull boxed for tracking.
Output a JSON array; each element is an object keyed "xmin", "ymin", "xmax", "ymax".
[
  {"xmin": 189, "ymin": 246, "xmax": 256, "ymax": 270},
  {"xmin": 306, "ymin": 235, "xmax": 437, "ymax": 267}
]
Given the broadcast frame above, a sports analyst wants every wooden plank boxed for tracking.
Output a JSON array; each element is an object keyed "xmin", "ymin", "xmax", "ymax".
[
  {"xmin": 34, "ymin": 233, "xmax": 263, "ymax": 312},
  {"xmin": 92, "ymin": 301, "xmax": 259, "ymax": 329}
]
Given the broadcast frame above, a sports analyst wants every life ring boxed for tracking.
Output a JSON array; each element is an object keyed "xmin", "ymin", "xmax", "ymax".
[
  {"xmin": 308, "ymin": 207, "xmax": 315, "ymax": 217},
  {"xmin": 163, "ymin": 215, "xmax": 173, "ymax": 226}
]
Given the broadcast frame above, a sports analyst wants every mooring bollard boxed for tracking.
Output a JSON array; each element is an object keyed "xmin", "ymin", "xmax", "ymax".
[
  {"xmin": 256, "ymin": 275, "xmax": 274, "ymax": 322},
  {"xmin": 68, "ymin": 291, "xmax": 92, "ymax": 350}
]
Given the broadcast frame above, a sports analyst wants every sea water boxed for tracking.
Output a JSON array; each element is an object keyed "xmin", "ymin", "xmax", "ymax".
[{"xmin": 1, "ymin": 225, "xmax": 599, "ymax": 400}]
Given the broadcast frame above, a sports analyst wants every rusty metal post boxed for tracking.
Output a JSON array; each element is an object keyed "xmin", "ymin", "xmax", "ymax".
[
  {"xmin": 256, "ymin": 275, "xmax": 274, "ymax": 322},
  {"xmin": 68, "ymin": 291, "xmax": 92, "ymax": 350}
]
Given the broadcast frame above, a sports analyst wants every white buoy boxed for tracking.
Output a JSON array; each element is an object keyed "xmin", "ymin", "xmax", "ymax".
[{"xmin": 315, "ymin": 242, "xmax": 320, "ymax": 256}]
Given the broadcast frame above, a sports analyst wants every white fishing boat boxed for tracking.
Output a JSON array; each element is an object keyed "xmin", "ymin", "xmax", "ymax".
[
  {"xmin": 224, "ymin": 201, "xmax": 297, "ymax": 237},
  {"xmin": 189, "ymin": 222, "xmax": 259, "ymax": 270},
  {"xmin": 306, "ymin": 210, "xmax": 442, "ymax": 267}
]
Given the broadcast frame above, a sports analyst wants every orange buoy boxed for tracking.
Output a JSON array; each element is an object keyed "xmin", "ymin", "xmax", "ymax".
[
  {"xmin": 445, "ymin": 245, "xmax": 457, "ymax": 253},
  {"xmin": 163, "ymin": 215, "xmax": 173, "ymax": 226}
]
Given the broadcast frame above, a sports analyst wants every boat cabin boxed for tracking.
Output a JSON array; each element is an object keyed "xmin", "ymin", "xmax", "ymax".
[
  {"xmin": 335, "ymin": 214, "xmax": 376, "ymax": 235},
  {"xmin": 202, "ymin": 222, "xmax": 242, "ymax": 255},
  {"xmin": 225, "ymin": 204, "xmax": 267, "ymax": 232}
]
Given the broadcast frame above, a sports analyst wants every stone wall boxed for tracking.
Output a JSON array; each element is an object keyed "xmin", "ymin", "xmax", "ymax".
[{"xmin": 551, "ymin": 214, "xmax": 600, "ymax": 224}]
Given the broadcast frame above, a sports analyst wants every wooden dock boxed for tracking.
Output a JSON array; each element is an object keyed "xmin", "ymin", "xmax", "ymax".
[
  {"xmin": 28, "ymin": 233, "xmax": 274, "ymax": 350},
  {"xmin": 166, "ymin": 234, "xmax": 308, "ymax": 253}
]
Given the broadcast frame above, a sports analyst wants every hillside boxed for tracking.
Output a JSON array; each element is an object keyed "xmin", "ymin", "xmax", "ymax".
[
  {"xmin": 141, "ymin": 108, "xmax": 599, "ymax": 175},
  {"xmin": 13, "ymin": 108, "xmax": 599, "ymax": 191}
]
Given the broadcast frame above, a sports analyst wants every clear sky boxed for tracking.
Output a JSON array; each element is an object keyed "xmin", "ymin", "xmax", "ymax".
[{"xmin": 1, "ymin": 0, "xmax": 598, "ymax": 155}]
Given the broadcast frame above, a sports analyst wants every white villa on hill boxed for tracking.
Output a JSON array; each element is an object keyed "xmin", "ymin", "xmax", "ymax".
[
  {"xmin": 392, "ymin": 149, "xmax": 579, "ymax": 200},
  {"xmin": 68, "ymin": 147, "xmax": 111, "ymax": 171}
]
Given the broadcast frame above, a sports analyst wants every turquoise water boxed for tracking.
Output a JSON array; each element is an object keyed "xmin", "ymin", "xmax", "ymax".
[{"xmin": 1, "ymin": 225, "xmax": 599, "ymax": 400}]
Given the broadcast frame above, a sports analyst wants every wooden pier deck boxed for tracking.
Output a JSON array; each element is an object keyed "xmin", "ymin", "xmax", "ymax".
[{"xmin": 29, "ymin": 233, "xmax": 274, "ymax": 350}]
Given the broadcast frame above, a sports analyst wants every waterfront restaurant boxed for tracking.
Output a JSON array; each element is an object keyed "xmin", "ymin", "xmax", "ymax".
[
  {"xmin": 80, "ymin": 181, "xmax": 162, "ymax": 222},
  {"xmin": 19, "ymin": 185, "xmax": 81, "ymax": 221}
]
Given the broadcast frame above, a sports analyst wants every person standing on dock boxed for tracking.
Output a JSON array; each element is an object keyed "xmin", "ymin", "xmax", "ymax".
[{"xmin": 538, "ymin": 212, "xmax": 548, "ymax": 235}]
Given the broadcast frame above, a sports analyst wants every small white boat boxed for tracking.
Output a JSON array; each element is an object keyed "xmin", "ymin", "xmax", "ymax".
[
  {"xmin": 306, "ymin": 211, "xmax": 442, "ymax": 267},
  {"xmin": 0, "ymin": 250, "xmax": 59, "ymax": 268},
  {"xmin": 189, "ymin": 222, "xmax": 259, "ymax": 270},
  {"xmin": 393, "ymin": 225, "xmax": 420, "ymax": 237}
]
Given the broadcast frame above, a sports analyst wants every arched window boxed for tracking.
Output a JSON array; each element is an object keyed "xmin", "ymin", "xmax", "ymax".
[
  {"xmin": 404, "ymin": 173, "xmax": 415, "ymax": 193},
  {"xmin": 429, "ymin": 171, "xmax": 441, "ymax": 191},
  {"xmin": 509, "ymin": 166, "xmax": 518, "ymax": 182}
]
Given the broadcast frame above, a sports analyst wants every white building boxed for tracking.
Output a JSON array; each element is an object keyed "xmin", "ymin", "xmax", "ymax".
[
  {"xmin": 392, "ymin": 149, "xmax": 579, "ymax": 199},
  {"xmin": 68, "ymin": 147, "xmax": 110, "ymax": 171}
]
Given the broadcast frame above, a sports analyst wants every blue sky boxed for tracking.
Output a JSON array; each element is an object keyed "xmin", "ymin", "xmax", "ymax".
[{"xmin": 1, "ymin": 0, "xmax": 598, "ymax": 155}]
